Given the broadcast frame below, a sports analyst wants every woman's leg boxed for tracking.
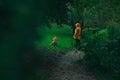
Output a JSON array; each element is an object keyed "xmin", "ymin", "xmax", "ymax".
[{"xmin": 76, "ymin": 39, "xmax": 80, "ymax": 50}]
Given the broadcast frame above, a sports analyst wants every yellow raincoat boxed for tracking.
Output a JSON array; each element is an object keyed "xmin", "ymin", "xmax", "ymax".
[{"xmin": 73, "ymin": 23, "xmax": 81, "ymax": 40}]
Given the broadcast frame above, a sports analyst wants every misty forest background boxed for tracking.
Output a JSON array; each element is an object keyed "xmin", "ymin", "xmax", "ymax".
[{"xmin": 0, "ymin": 0, "xmax": 120, "ymax": 80}]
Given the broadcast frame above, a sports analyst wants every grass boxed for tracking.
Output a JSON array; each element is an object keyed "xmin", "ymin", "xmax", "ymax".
[{"xmin": 35, "ymin": 22, "xmax": 74, "ymax": 51}]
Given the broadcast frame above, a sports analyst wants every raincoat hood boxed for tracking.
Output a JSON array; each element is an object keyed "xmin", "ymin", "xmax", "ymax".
[{"xmin": 75, "ymin": 23, "xmax": 81, "ymax": 28}]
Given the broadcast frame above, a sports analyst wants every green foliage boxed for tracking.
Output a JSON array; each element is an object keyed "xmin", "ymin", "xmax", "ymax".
[
  {"xmin": 82, "ymin": 27, "xmax": 101, "ymax": 41},
  {"xmin": 83, "ymin": 26, "xmax": 120, "ymax": 79}
]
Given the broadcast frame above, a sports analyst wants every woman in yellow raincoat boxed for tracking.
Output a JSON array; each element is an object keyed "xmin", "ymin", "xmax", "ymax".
[{"xmin": 73, "ymin": 23, "xmax": 81, "ymax": 49}]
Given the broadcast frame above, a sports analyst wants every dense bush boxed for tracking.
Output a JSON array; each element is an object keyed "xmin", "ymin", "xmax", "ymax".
[{"xmin": 83, "ymin": 26, "xmax": 120, "ymax": 74}]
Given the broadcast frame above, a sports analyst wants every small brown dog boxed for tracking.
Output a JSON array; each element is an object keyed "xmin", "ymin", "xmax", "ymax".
[{"xmin": 51, "ymin": 36, "xmax": 57, "ymax": 46}]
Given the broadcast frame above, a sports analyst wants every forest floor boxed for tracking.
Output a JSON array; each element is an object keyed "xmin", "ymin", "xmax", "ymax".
[{"xmin": 47, "ymin": 49, "xmax": 99, "ymax": 80}]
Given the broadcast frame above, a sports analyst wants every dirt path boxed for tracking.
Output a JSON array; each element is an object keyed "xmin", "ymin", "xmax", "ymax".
[{"xmin": 48, "ymin": 50, "xmax": 98, "ymax": 80}]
